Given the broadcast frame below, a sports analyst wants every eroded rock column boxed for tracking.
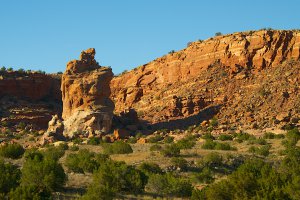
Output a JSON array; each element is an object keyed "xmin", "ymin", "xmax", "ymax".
[{"xmin": 61, "ymin": 48, "xmax": 114, "ymax": 137}]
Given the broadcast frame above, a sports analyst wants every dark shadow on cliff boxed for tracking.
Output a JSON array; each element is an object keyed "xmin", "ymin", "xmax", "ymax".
[{"xmin": 148, "ymin": 104, "xmax": 222, "ymax": 131}]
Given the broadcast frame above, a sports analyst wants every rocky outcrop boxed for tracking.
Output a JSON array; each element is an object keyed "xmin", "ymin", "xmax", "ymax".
[
  {"xmin": 110, "ymin": 30, "xmax": 300, "ymax": 129},
  {"xmin": 0, "ymin": 71, "xmax": 61, "ymax": 102},
  {"xmin": 0, "ymin": 72, "xmax": 61, "ymax": 129},
  {"xmin": 61, "ymin": 48, "xmax": 114, "ymax": 137},
  {"xmin": 40, "ymin": 115, "xmax": 64, "ymax": 145}
]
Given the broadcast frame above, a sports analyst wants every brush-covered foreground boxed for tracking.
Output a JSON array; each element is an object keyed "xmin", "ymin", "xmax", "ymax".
[{"xmin": 1, "ymin": 128, "xmax": 300, "ymax": 199}]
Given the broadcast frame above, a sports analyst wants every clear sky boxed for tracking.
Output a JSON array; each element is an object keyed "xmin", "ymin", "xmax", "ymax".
[{"xmin": 1, "ymin": 0, "xmax": 300, "ymax": 75}]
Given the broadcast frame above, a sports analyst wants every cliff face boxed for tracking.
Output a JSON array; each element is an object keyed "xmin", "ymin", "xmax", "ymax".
[
  {"xmin": 61, "ymin": 48, "xmax": 114, "ymax": 137},
  {"xmin": 0, "ymin": 71, "xmax": 61, "ymax": 101},
  {"xmin": 0, "ymin": 71, "xmax": 61, "ymax": 129},
  {"xmin": 110, "ymin": 30, "xmax": 300, "ymax": 129}
]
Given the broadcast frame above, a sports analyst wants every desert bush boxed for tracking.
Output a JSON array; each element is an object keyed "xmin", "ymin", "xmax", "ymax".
[
  {"xmin": 285, "ymin": 128, "xmax": 300, "ymax": 146},
  {"xmin": 9, "ymin": 185, "xmax": 52, "ymax": 200},
  {"xmin": 138, "ymin": 162, "xmax": 163, "ymax": 175},
  {"xmin": 72, "ymin": 137, "xmax": 83, "ymax": 144},
  {"xmin": 145, "ymin": 173, "xmax": 193, "ymax": 197},
  {"xmin": 170, "ymin": 157, "xmax": 188, "ymax": 171},
  {"xmin": 0, "ymin": 143, "xmax": 25, "ymax": 159},
  {"xmin": 247, "ymin": 138, "xmax": 267, "ymax": 145},
  {"xmin": 65, "ymin": 149, "xmax": 98, "ymax": 173},
  {"xmin": 197, "ymin": 152, "xmax": 223, "ymax": 169},
  {"xmin": 215, "ymin": 142, "xmax": 237, "ymax": 151},
  {"xmin": 248, "ymin": 145, "xmax": 271, "ymax": 157},
  {"xmin": 202, "ymin": 133, "xmax": 215, "ymax": 140},
  {"xmin": 218, "ymin": 134, "xmax": 233, "ymax": 141},
  {"xmin": 263, "ymin": 132, "xmax": 276, "ymax": 139},
  {"xmin": 102, "ymin": 141, "xmax": 133, "ymax": 155},
  {"xmin": 176, "ymin": 135, "xmax": 196, "ymax": 149},
  {"xmin": 161, "ymin": 144, "xmax": 180, "ymax": 157},
  {"xmin": 82, "ymin": 161, "xmax": 147, "ymax": 199},
  {"xmin": 215, "ymin": 32, "xmax": 222, "ymax": 36},
  {"xmin": 0, "ymin": 159, "xmax": 21, "ymax": 195},
  {"xmin": 87, "ymin": 137, "xmax": 101, "ymax": 145},
  {"xmin": 42, "ymin": 145, "xmax": 66, "ymax": 161},
  {"xmin": 201, "ymin": 139, "xmax": 217, "ymax": 149},
  {"xmin": 148, "ymin": 135, "xmax": 164, "ymax": 143},
  {"xmin": 163, "ymin": 136, "xmax": 174, "ymax": 143},
  {"xmin": 203, "ymin": 159, "xmax": 287, "ymax": 200},
  {"xmin": 21, "ymin": 151, "xmax": 66, "ymax": 192},
  {"xmin": 192, "ymin": 167, "xmax": 214, "ymax": 183},
  {"xmin": 69, "ymin": 145, "xmax": 79, "ymax": 151},
  {"xmin": 234, "ymin": 132, "xmax": 255, "ymax": 143},
  {"xmin": 202, "ymin": 139, "xmax": 236, "ymax": 151},
  {"xmin": 149, "ymin": 144, "xmax": 162, "ymax": 151}
]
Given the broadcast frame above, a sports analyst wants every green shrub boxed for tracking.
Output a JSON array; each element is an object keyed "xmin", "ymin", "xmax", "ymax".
[
  {"xmin": 65, "ymin": 149, "xmax": 98, "ymax": 173},
  {"xmin": 249, "ymin": 145, "xmax": 271, "ymax": 157},
  {"xmin": 218, "ymin": 134, "xmax": 233, "ymax": 141},
  {"xmin": 87, "ymin": 137, "xmax": 101, "ymax": 145},
  {"xmin": 21, "ymin": 151, "xmax": 66, "ymax": 192},
  {"xmin": 201, "ymin": 139, "xmax": 217, "ymax": 149},
  {"xmin": 148, "ymin": 135, "xmax": 164, "ymax": 143},
  {"xmin": 149, "ymin": 144, "xmax": 162, "ymax": 151},
  {"xmin": 69, "ymin": 145, "xmax": 79, "ymax": 151},
  {"xmin": 138, "ymin": 162, "xmax": 162, "ymax": 175},
  {"xmin": 263, "ymin": 132, "xmax": 276, "ymax": 139},
  {"xmin": 215, "ymin": 32, "xmax": 222, "ymax": 36},
  {"xmin": 82, "ymin": 161, "xmax": 147, "ymax": 199},
  {"xmin": 198, "ymin": 152, "xmax": 223, "ymax": 168},
  {"xmin": 42, "ymin": 146, "xmax": 66, "ymax": 161},
  {"xmin": 202, "ymin": 133, "xmax": 215, "ymax": 140},
  {"xmin": 145, "ymin": 173, "xmax": 193, "ymax": 197},
  {"xmin": 102, "ymin": 141, "xmax": 133, "ymax": 155},
  {"xmin": 209, "ymin": 117, "xmax": 218, "ymax": 127},
  {"xmin": 0, "ymin": 143, "xmax": 25, "ymax": 159},
  {"xmin": 0, "ymin": 159, "xmax": 21, "ymax": 195},
  {"xmin": 247, "ymin": 138, "xmax": 267, "ymax": 145},
  {"xmin": 176, "ymin": 135, "xmax": 196, "ymax": 149},
  {"xmin": 234, "ymin": 132, "xmax": 255, "ymax": 143},
  {"xmin": 161, "ymin": 144, "xmax": 180, "ymax": 157},
  {"xmin": 163, "ymin": 136, "xmax": 174, "ymax": 143},
  {"xmin": 170, "ymin": 157, "xmax": 188, "ymax": 171},
  {"xmin": 285, "ymin": 128, "xmax": 300, "ymax": 146},
  {"xmin": 192, "ymin": 167, "xmax": 214, "ymax": 183},
  {"xmin": 9, "ymin": 185, "xmax": 52, "ymax": 200},
  {"xmin": 72, "ymin": 137, "xmax": 83, "ymax": 144},
  {"xmin": 214, "ymin": 142, "xmax": 237, "ymax": 151},
  {"xmin": 203, "ymin": 159, "xmax": 287, "ymax": 200}
]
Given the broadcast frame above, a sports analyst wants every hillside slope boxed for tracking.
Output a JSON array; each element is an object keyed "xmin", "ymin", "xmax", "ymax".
[{"xmin": 111, "ymin": 30, "xmax": 300, "ymax": 130}]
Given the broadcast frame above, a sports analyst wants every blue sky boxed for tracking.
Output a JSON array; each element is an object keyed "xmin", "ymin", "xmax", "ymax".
[{"xmin": 1, "ymin": 0, "xmax": 299, "ymax": 74}]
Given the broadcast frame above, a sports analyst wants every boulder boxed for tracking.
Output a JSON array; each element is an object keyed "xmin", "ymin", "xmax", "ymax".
[{"xmin": 40, "ymin": 115, "xmax": 65, "ymax": 145}]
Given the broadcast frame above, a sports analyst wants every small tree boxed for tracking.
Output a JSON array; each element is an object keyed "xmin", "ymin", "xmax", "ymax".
[
  {"xmin": 215, "ymin": 32, "xmax": 222, "ymax": 36},
  {"xmin": 21, "ymin": 151, "xmax": 67, "ymax": 192},
  {"xmin": 0, "ymin": 160, "xmax": 21, "ymax": 195}
]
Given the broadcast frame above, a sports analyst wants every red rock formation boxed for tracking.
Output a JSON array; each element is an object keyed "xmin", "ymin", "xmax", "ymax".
[
  {"xmin": 61, "ymin": 48, "xmax": 114, "ymax": 137},
  {"xmin": 110, "ymin": 30, "xmax": 300, "ymax": 128},
  {"xmin": 0, "ymin": 71, "xmax": 61, "ymax": 101}
]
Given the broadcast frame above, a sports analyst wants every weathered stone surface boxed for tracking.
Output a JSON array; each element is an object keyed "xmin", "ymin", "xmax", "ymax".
[
  {"xmin": 110, "ymin": 30, "xmax": 300, "ymax": 129},
  {"xmin": 40, "ymin": 115, "xmax": 64, "ymax": 145},
  {"xmin": 61, "ymin": 48, "xmax": 114, "ymax": 137}
]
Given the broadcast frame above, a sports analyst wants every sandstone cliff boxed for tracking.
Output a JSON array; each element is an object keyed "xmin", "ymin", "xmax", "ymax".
[
  {"xmin": 110, "ymin": 30, "xmax": 300, "ymax": 129},
  {"xmin": 0, "ymin": 71, "xmax": 61, "ymax": 129},
  {"xmin": 61, "ymin": 48, "xmax": 114, "ymax": 137}
]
